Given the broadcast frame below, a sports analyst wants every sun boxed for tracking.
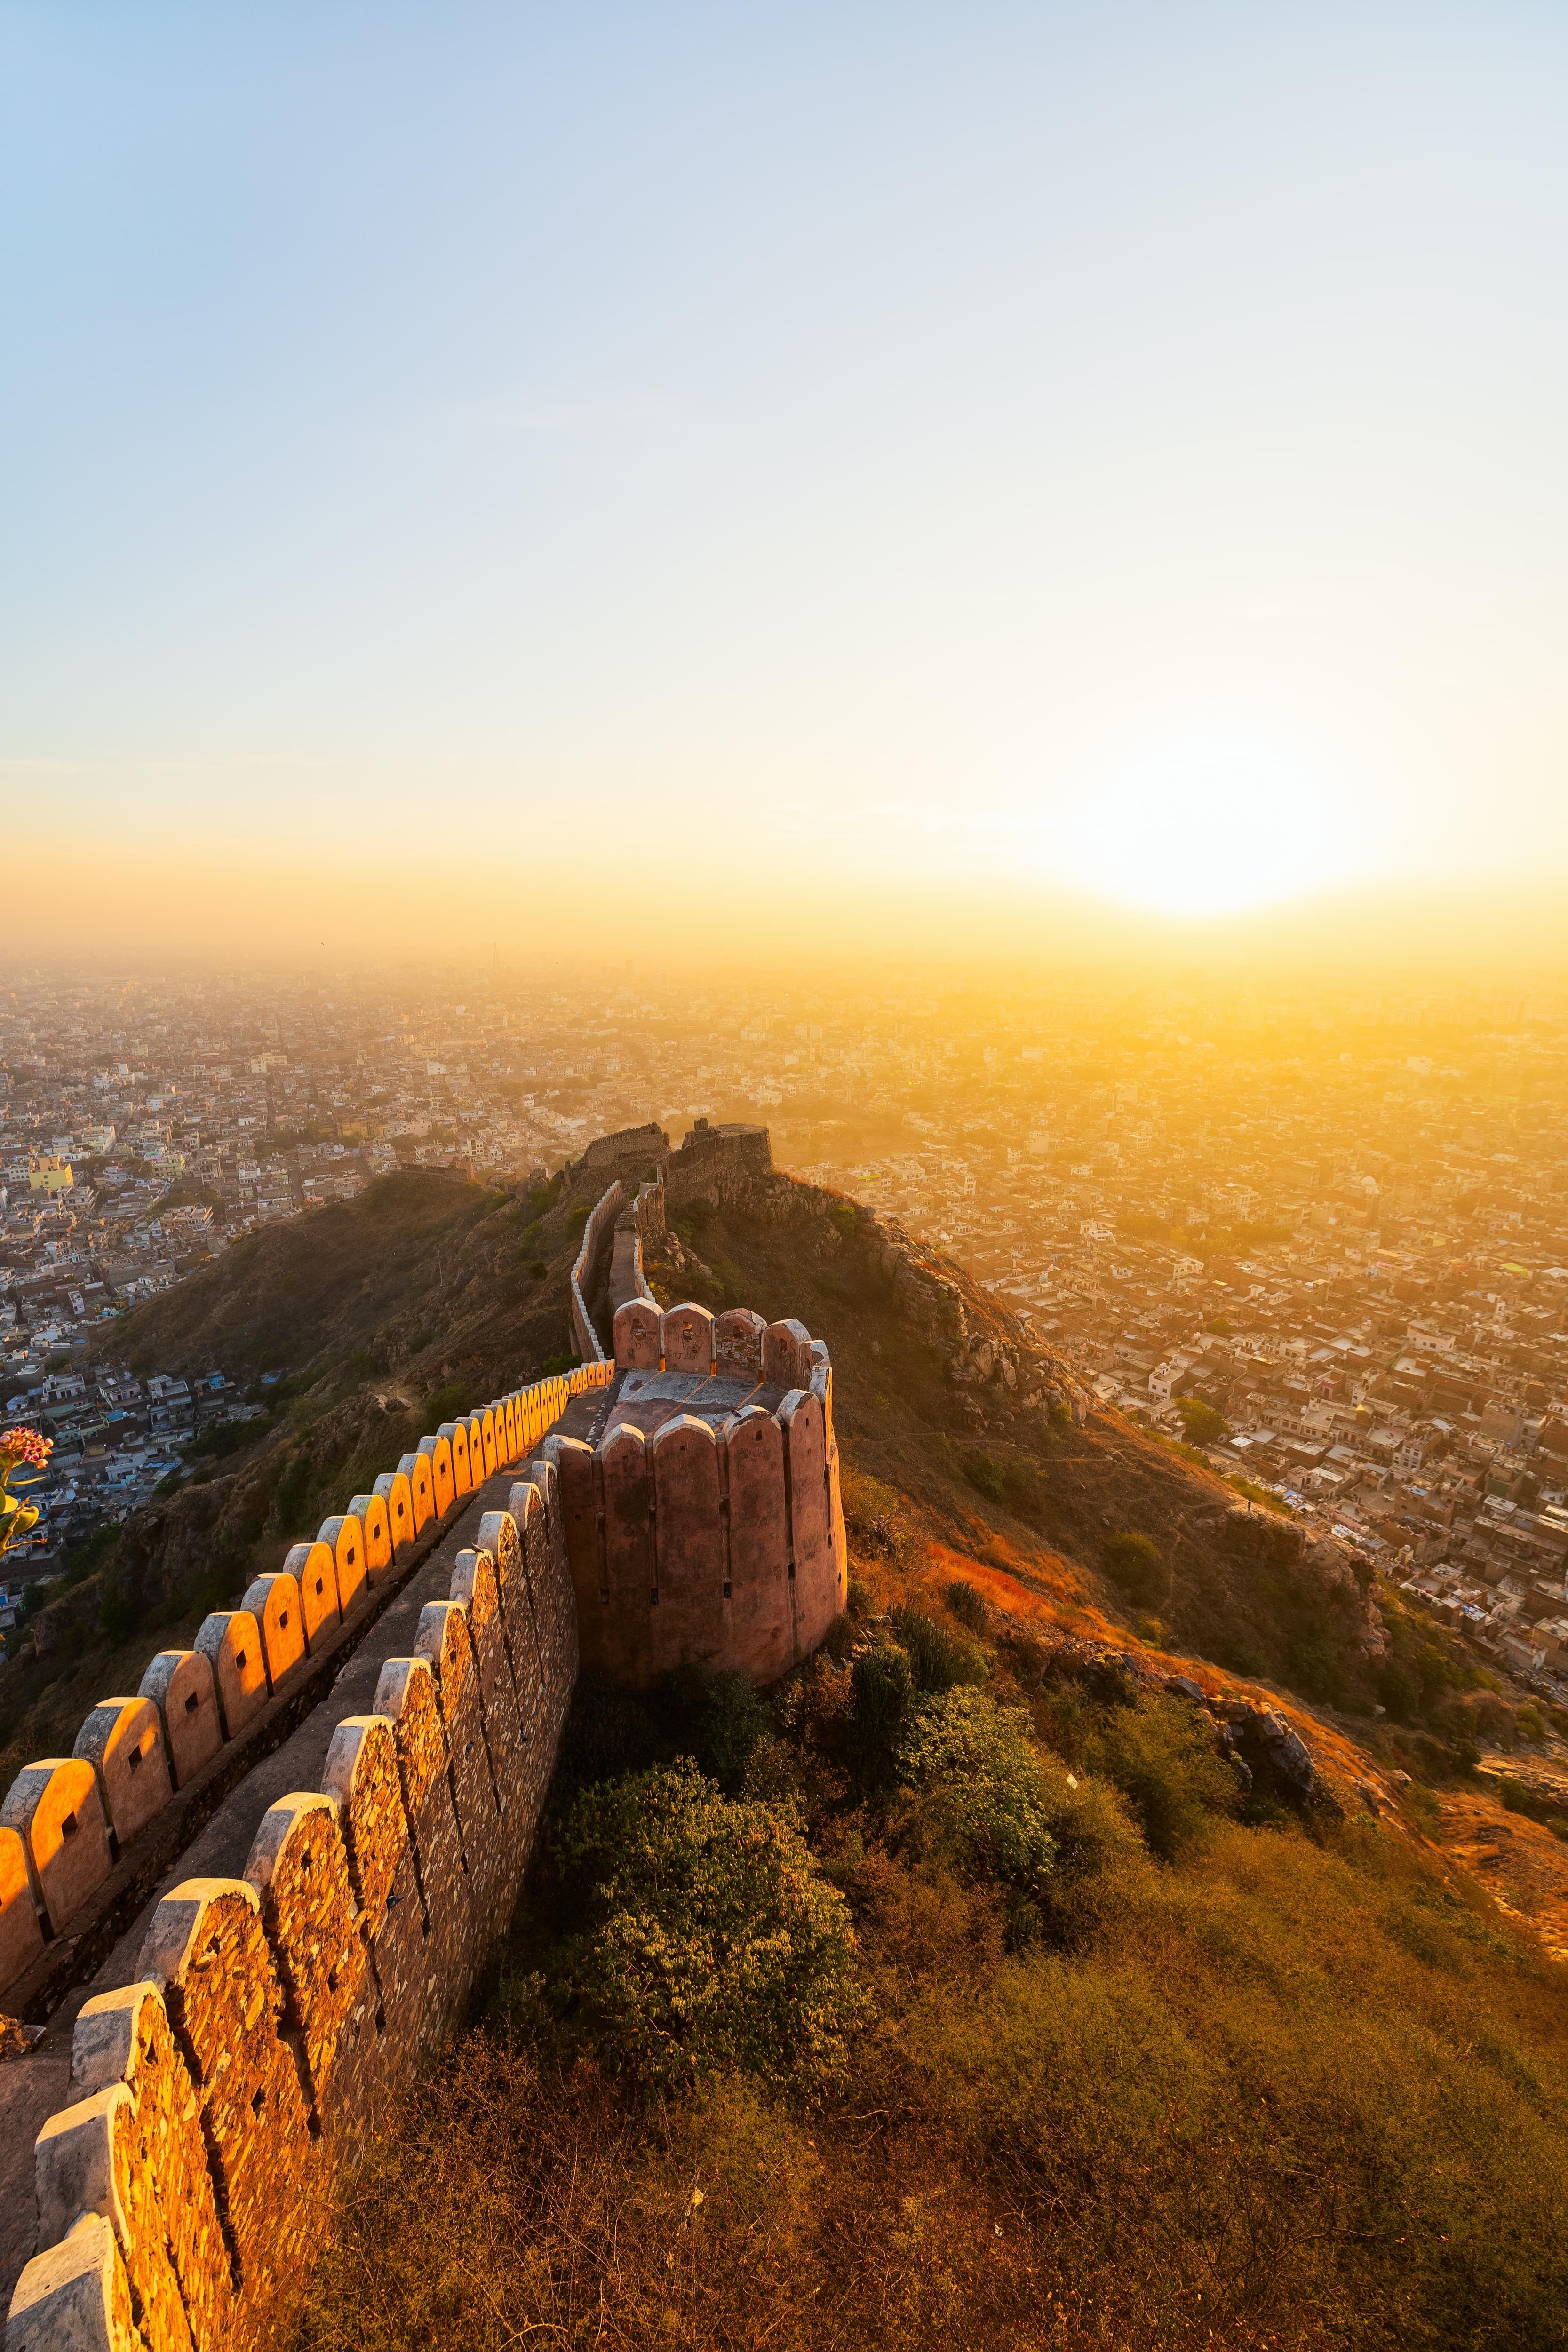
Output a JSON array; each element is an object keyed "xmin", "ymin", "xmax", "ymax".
[{"xmin": 1052, "ymin": 731, "xmax": 1376, "ymax": 919}]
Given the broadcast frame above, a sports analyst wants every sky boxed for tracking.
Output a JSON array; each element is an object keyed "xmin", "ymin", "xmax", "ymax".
[{"xmin": 3, "ymin": 3, "xmax": 1566, "ymax": 967}]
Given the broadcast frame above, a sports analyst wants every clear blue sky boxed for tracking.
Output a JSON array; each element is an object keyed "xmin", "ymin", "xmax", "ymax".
[{"xmin": 3, "ymin": 4, "xmax": 1566, "ymax": 954}]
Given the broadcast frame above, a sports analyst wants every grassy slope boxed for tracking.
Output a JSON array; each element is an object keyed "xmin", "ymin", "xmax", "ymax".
[
  {"xmin": 0, "ymin": 1169, "xmax": 586, "ymax": 1792},
  {"xmin": 287, "ymin": 1168, "xmax": 1568, "ymax": 2351},
  {"xmin": 294, "ymin": 1544, "xmax": 1568, "ymax": 2352}
]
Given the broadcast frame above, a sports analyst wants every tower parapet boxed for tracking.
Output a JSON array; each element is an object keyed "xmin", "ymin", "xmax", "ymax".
[{"xmin": 546, "ymin": 1297, "xmax": 847, "ymax": 1689}]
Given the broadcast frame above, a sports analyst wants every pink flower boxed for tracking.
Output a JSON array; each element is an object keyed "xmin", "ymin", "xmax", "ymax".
[{"xmin": 0, "ymin": 1428, "xmax": 52, "ymax": 1470}]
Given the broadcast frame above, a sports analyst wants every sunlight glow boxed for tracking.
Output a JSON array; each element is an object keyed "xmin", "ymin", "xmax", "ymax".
[{"xmin": 1053, "ymin": 733, "xmax": 1377, "ymax": 919}]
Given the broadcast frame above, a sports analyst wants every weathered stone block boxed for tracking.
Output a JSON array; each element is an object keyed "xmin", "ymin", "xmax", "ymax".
[
  {"xmin": 661, "ymin": 1302, "xmax": 714, "ymax": 1375},
  {"xmin": 714, "ymin": 1307, "xmax": 766, "ymax": 1383},
  {"xmin": 239, "ymin": 1573, "xmax": 306, "ymax": 1692},
  {"xmin": 379, "ymin": 1464, "xmax": 421, "ymax": 1549},
  {"xmin": 244, "ymin": 1793, "xmax": 367, "ymax": 2114},
  {"xmin": 138, "ymin": 1879, "xmax": 310, "ymax": 2291},
  {"xmin": 71, "ymin": 1980, "xmax": 232, "ymax": 2352},
  {"xmin": 371, "ymin": 1659, "xmax": 472, "ymax": 2042},
  {"xmin": 193, "ymin": 1612, "xmax": 267, "ymax": 1742},
  {"xmin": 2, "ymin": 1760, "xmax": 114, "ymax": 1935},
  {"xmin": 282, "ymin": 1542, "xmax": 340, "ymax": 1654},
  {"xmin": 414, "ymin": 1601, "xmax": 501, "ymax": 1952},
  {"xmin": 781, "ymin": 1387, "xmax": 841, "ymax": 1647},
  {"xmin": 349, "ymin": 1490, "xmax": 394, "ymax": 1579},
  {"xmin": 448, "ymin": 1552, "xmax": 528, "ymax": 1934},
  {"xmin": 764, "ymin": 1316, "xmax": 814, "ymax": 1391},
  {"xmin": 397, "ymin": 1451, "xmax": 435, "ymax": 1534},
  {"xmin": 34, "ymin": 2083, "xmax": 194, "ymax": 2352},
  {"xmin": 613, "ymin": 1297, "xmax": 662, "ymax": 1370},
  {"xmin": 651, "ymin": 1415, "xmax": 725, "ymax": 1676},
  {"xmin": 74, "ymin": 1698, "xmax": 174, "ymax": 1853},
  {"xmin": 418, "ymin": 1433, "xmax": 455, "ymax": 1518},
  {"xmin": 138, "ymin": 1650, "xmax": 223, "ymax": 1789},
  {"xmin": 438, "ymin": 1421, "xmax": 472, "ymax": 1496},
  {"xmin": 318, "ymin": 1716, "xmax": 406, "ymax": 1934},
  {"xmin": 478, "ymin": 1407, "xmax": 499, "ymax": 1480},
  {"xmin": 6, "ymin": 2210, "xmax": 140, "ymax": 2352},
  {"xmin": 724, "ymin": 1407, "xmax": 795, "ymax": 1680},
  {"xmin": 317, "ymin": 1513, "xmax": 368, "ymax": 1617},
  {"xmin": 0, "ymin": 1821, "xmax": 45, "ymax": 1994}
]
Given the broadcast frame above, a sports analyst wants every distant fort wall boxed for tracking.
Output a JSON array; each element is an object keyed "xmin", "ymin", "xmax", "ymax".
[
  {"xmin": 569, "ymin": 1179, "xmax": 625, "ymax": 1364},
  {"xmin": 2, "ymin": 1364, "xmax": 615, "ymax": 2351}
]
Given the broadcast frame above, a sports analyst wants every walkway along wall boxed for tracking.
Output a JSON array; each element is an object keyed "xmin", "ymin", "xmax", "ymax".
[
  {"xmin": 4, "ymin": 1362, "xmax": 613, "ymax": 2352},
  {"xmin": 2, "ymin": 1279, "xmax": 847, "ymax": 2345}
]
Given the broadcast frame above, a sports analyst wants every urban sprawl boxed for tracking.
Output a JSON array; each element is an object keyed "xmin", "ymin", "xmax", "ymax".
[{"xmin": 3, "ymin": 966, "xmax": 1567, "ymax": 1696}]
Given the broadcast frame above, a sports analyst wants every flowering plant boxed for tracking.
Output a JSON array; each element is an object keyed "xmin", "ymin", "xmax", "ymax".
[
  {"xmin": 1, "ymin": 1428, "xmax": 52, "ymax": 1473},
  {"xmin": 0, "ymin": 1427, "xmax": 50, "ymax": 1565}
]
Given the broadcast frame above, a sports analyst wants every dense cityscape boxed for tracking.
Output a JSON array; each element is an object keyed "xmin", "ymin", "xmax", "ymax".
[{"xmin": 4, "ymin": 963, "xmax": 1567, "ymax": 1692}]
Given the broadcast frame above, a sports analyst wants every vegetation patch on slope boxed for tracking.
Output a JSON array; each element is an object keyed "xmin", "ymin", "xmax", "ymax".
[{"xmin": 294, "ymin": 1562, "xmax": 1568, "ymax": 2352}]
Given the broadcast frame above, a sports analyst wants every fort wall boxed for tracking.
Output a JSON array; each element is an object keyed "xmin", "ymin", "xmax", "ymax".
[
  {"xmin": 557, "ymin": 1300, "xmax": 848, "ymax": 1689},
  {"xmin": 569, "ymin": 1181, "xmax": 625, "ymax": 1364},
  {"xmin": 2, "ymin": 1121, "xmax": 853, "ymax": 2348},
  {"xmin": 4, "ymin": 1358, "xmax": 608, "ymax": 2350}
]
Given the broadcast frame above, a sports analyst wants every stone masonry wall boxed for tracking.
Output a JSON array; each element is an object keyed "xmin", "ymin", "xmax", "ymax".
[
  {"xmin": 4, "ymin": 1361, "xmax": 611, "ymax": 2352},
  {"xmin": 569, "ymin": 1180, "xmax": 624, "ymax": 1364},
  {"xmin": 556, "ymin": 1299, "xmax": 849, "ymax": 1690}
]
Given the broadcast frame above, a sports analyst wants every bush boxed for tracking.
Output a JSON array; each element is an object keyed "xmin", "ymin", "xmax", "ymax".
[
  {"xmin": 894, "ymin": 1689, "xmax": 1059, "ymax": 1908},
  {"xmin": 1088, "ymin": 1695, "xmax": 1238, "ymax": 1862},
  {"xmin": 962, "ymin": 1450, "xmax": 1004, "ymax": 1503},
  {"xmin": 536, "ymin": 1762, "xmax": 862, "ymax": 2092},
  {"xmin": 851, "ymin": 1640, "xmax": 914, "ymax": 1764},
  {"xmin": 1104, "ymin": 1531, "xmax": 1172, "ymax": 1609},
  {"xmin": 889, "ymin": 1605, "xmax": 989, "ymax": 1694},
  {"xmin": 944, "ymin": 1577, "xmax": 987, "ymax": 1632}
]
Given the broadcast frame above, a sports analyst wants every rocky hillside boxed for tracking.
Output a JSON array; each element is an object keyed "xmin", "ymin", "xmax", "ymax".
[
  {"xmin": 4, "ymin": 1141, "xmax": 1546, "ymax": 1836},
  {"xmin": 642, "ymin": 1170, "xmax": 1393, "ymax": 1708}
]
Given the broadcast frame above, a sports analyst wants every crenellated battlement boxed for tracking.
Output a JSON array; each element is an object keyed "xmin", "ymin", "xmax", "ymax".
[
  {"xmin": 548, "ymin": 1298, "xmax": 847, "ymax": 1690},
  {"xmin": 0, "ymin": 1135, "xmax": 847, "ymax": 2349}
]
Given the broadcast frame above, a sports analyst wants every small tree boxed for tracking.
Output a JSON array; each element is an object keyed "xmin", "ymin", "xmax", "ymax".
[
  {"xmin": 1103, "ymin": 1531, "xmax": 1172, "ymax": 1609},
  {"xmin": 1175, "ymin": 1396, "xmax": 1229, "ymax": 1447}
]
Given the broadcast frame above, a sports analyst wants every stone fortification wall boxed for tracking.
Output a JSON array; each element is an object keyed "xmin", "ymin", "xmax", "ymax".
[
  {"xmin": 550, "ymin": 1299, "xmax": 847, "ymax": 1689},
  {"xmin": 569, "ymin": 1180, "xmax": 624, "ymax": 1364},
  {"xmin": 4, "ymin": 1362, "xmax": 615, "ymax": 2352}
]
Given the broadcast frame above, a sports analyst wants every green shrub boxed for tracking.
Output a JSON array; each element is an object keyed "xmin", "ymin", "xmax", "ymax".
[
  {"xmin": 536, "ymin": 1762, "xmax": 861, "ymax": 2092},
  {"xmin": 851, "ymin": 1640, "xmax": 914, "ymax": 1762},
  {"xmin": 962, "ymin": 1450, "xmax": 1004, "ymax": 1503},
  {"xmin": 1087, "ymin": 1695, "xmax": 1238, "ymax": 1862},
  {"xmin": 889, "ymin": 1605, "xmax": 989, "ymax": 1694},
  {"xmin": 894, "ymin": 1689, "xmax": 1059, "ymax": 1907},
  {"xmin": 1103, "ymin": 1531, "xmax": 1172, "ymax": 1609},
  {"xmin": 944, "ymin": 1577, "xmax": 987, "ymax": 1632}
]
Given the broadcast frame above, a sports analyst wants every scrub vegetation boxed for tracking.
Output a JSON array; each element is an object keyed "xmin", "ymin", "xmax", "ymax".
[{"xmin": 295, "ymin": 1581, "xmax": 1568, "ymax": 2352}]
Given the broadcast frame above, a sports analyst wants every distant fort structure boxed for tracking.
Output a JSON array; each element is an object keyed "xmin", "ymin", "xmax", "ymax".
[
  {"xmin": 0, "ymin": 1120, "xmax": 845, "ymax": 2349},
  {"xmin": 557, "ymin": 1118, "xmax": 846, "ymax": 1688}
]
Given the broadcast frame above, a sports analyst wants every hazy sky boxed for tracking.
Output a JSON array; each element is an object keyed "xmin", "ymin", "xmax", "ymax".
[{"xmin": 3, "ymin": 4, "xmax": 1566, "ymax": 959}]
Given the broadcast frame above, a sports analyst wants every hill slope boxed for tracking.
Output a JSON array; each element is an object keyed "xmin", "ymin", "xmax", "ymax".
[
  {"xmin": 289, "ymin": 1171, "xmax": 1568, "ymax": 2351},
  {"xmin": 0, "ymin": 1168, "xmax": 590, "ymax": 1790}
]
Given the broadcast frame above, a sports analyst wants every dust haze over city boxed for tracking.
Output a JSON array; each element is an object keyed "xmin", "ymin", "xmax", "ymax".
[{"xmin": 4, "ymin": 9, "xmax": 1568, "ymax": 2352}]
